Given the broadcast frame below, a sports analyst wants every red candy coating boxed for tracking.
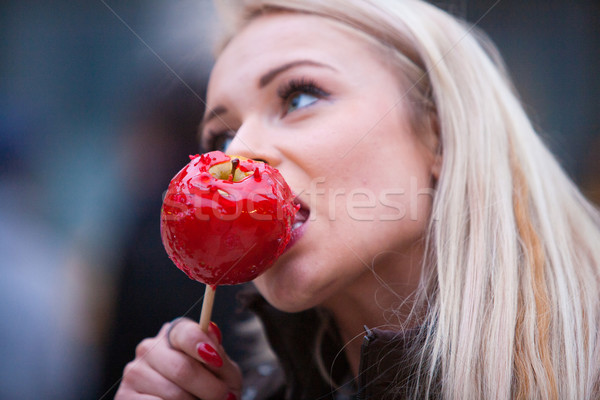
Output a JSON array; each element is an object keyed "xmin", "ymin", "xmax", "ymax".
[{"xmin": 160, "ymin": 151, "xmax": 297, "ymax": 285}]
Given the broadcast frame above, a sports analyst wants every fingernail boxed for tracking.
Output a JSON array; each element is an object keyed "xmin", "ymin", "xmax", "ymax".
[
  {"xmin": 196, "ymin": 342, "xmax": 223, "ymax": 368},
  {"xmin": 225, "ymin": 392, "xmax": 237, "ymax": 400},
  {"xmin": 209, "ymin": 321, "xmax": 222, "ymax": 345}
]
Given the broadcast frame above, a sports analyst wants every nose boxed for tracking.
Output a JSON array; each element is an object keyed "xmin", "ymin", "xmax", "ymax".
[{"xmin": 225, "ymin": 120, "xmax": 281, "ymax": 167}]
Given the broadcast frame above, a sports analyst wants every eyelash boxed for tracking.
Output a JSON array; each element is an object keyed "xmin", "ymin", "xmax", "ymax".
[
  {"xmin": 277, "ymin": 77, "xmax": 329, "ymax": 113},
  {"xmin": 204, "ymin": 129, "xmax": 234, "ymax": 153}
]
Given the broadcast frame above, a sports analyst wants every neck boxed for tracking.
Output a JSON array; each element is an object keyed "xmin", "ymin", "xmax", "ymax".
[{"xmin": 322, "ymin": 242, "xmax": 425, "ymax": 377}]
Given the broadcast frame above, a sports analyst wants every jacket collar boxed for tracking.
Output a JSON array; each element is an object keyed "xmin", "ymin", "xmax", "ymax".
[
  {"xmin": 241, "ymin": 289, "xmax": 425, "ymax": 399},
  {"xmin": 357, "ymin": 326, "xmax": 423, "ymax": 399}
]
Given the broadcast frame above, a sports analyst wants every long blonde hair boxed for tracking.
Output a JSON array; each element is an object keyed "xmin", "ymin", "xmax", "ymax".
[{"xmin": 212, "ymin": 0, "xmax": 600, "ymax": 398}]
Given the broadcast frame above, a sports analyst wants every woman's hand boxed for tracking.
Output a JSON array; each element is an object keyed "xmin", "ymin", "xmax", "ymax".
[{"xmin": 115, "ymin": 318, "xmax": 241, "ymax": 400}]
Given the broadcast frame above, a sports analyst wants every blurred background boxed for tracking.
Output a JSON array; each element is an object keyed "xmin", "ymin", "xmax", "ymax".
[{"xmin": 0, "ymin": 1, "xmax": 597, "ymax": 399}]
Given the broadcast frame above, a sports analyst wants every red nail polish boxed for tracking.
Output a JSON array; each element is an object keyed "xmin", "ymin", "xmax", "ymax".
[
  {"xmin": 209, "ymin": 321, "xmax": 223, "ymax": 345},
  {"xmin": 196, "ymin": 342, "xmax": 223, "ymax": 368},
  {"xmin": 225, "ymin": 392, "xmax": 237, "ymax": 400}
]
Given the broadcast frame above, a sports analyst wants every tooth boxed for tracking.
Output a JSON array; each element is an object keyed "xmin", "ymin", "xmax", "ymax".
[{"xmin": 292, "ymin": 221, "xmax": 302, "ymax": 230}]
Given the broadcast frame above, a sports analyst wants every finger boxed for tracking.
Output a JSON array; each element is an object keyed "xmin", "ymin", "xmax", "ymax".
[
  {"xmin": 208, "ymin": 321, "xmax": 223, "ymax": 346},
  {"xmin": 119, "ymin": 359, "xmax": 196, "ymax": 400},
  {"xmin": 159, "ymin": 320, "xmax": 173, "ymax": 337},
  {"xmin": 115, "ymin": 386, "xmax": 162, "ymax": 400},
  {"xmin": 163, "ymin": 317, "xmax": 220, "ymax": 349},
  {"xmin": 166, "ymin": 318, "xmax": 242, "ymax": 389},
  {"xmin": 147, "ymin": 342, "xmax": 236, "ymax": 400}
]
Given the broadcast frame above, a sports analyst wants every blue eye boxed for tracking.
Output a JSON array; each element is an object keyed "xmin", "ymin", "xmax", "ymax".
[
  {"xmin": 278, "ymin": 78, "xmax": 329, "ymax": 116},
  {"xmin": 287, "ymin": 92, "xmax": 319, "ymax": 113}
]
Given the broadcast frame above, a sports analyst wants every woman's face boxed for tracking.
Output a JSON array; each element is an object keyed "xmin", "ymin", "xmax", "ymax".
[{"xmin": 202, "ymin": 13, "xmax": 438, "ymax": 312}]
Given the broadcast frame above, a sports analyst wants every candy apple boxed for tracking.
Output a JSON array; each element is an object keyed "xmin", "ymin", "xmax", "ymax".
[{"xmin": 160, "ymin": 151, "xmax": 298, "ymax": 286}]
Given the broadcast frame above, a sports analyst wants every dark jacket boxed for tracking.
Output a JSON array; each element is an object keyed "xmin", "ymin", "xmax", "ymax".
[{"xmin": 240, "ymin": 293, "xmax": 432, "ymax": 400}]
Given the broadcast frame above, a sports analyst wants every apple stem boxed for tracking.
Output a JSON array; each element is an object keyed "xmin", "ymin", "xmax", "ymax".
[
  {"xmin": 229, "ymin": 158, "xmax": 240, "ymax": 181},
  {"xmin": 199, "ymin": 285, "xmax": 216, "ymax": 333}
]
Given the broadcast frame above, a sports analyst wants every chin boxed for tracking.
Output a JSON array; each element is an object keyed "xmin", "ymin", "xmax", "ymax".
[
  {"xmin": 253, "ymin": 258, "xmax": 328, "ymax": 313},
  {"xmin": 263, "ymin": 296, "xmax": 315, "ymax": 313}
]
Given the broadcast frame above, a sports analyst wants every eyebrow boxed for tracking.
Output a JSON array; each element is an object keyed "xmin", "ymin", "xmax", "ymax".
[
  {"xmin": 259, "ymin": 59, "xmax": 336, "ymax": 88},
  {"xmin": 200, "ymin": 105, "xmax": 228, "ymax": 131}
]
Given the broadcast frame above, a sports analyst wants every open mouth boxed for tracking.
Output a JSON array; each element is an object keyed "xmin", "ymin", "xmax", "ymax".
[
  {"xmin": 285, "ymin": 195, "xmax": 309, "ymax": 251},
  {"xmin": 292, "ymin": 198, "xmax": 310, "ymax": 230}
]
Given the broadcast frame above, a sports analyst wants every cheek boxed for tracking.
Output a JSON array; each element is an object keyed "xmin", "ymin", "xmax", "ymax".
[
  {"xmin": 325, "ymin": 144, "xmax": 434, "ymax": 234},
  {"xmin": 285, "ymin": 102, "xmax": 375, "ymax": 162}
]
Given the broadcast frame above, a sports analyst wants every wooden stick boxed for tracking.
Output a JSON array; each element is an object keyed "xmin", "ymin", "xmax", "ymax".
[{"xmin": 199, "ymin": 285, "xmax": 216, "ymax": 333}]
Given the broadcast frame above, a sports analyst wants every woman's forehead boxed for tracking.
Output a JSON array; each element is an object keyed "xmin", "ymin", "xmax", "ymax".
[
  {"xmin": 225, "ymin": 13, "xmax": 376, "ymax": 59},
  {"xmin": 209, "ymin": 12, "xmax": 385, "ymax": 86}
]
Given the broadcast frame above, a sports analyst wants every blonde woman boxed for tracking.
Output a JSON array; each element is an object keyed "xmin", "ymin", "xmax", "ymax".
[{"xmin": 116, "ymin": 0, "xmax": 600, "ymax": 399}]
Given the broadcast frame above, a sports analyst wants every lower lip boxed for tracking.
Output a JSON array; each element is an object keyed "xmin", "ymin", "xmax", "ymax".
[{"xmin": 284, "ymin": 218, "xmax": 308, "ymax": 252}]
